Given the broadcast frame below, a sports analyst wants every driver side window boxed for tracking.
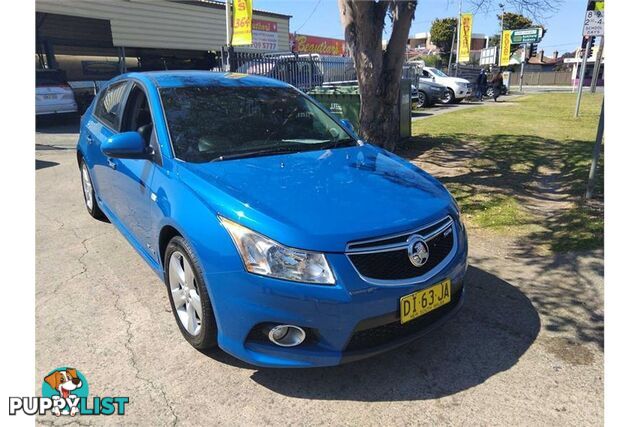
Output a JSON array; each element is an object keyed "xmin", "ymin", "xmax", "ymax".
[{"xmin": 121, "ymin": 84, "xmax": 161, "ymax": 164}]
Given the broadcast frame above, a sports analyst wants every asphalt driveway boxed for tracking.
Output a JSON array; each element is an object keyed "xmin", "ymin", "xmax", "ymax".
[{"xmin": 35, "ymin": 120, "xmax": 603, "ymax": 426}]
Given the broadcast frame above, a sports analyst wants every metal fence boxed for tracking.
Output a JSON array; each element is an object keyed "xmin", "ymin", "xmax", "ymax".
[
  {"xmin": 216, "ymin": 50, "xmax": 357, "ymax": 91},
  {"xmin": 509, "ymin": 71, "xmax": 572, "ymax": 86}
]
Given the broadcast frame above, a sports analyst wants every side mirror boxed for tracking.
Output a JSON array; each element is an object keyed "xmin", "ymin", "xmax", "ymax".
[
  {"xmin": 101, "ymin": 132, "xmax": 149, "ymax": 159},
  {"xmin": 340, "ymin": 119, "xmax": 355, "ymax": 133}
]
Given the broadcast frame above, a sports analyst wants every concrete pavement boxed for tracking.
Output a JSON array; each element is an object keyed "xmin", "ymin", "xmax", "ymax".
[{"xmin": 35, "ymin": 124, "xmax": 603, "ymax": 426}]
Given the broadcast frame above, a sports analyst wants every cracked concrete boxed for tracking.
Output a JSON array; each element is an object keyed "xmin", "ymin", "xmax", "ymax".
[{"xmin": 36, "ymin": 128, "xmax": 603, "ymax": 426}]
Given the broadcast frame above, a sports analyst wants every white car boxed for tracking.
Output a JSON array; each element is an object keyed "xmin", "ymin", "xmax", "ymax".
[
  {"xmin": 421, "ymin": 67, "xmax": 472, "ymax": 104},
  {"xmin": 36, "ymin": 69, "xmax": 78, "ymax": 116}
]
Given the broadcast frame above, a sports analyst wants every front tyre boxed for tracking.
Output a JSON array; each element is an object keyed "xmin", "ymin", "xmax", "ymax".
[
  {"xmin": 164, "ymin": 236, "xmax": 217, "ymax": 350},
  {"xmin": 80, "ymin": 158, "xmax": 106, "ymax": 219},
  {"xmin": 441, "ymin": 88, "xmax": 456, "ymax": 104}
]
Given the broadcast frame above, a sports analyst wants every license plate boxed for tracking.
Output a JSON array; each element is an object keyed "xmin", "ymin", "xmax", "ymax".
[
  {"xmin": 400, "ymin": 279, "xmax": 451, "ymax": 324},
  {"xmin": 43, "ymin": 94, "xmax": 57, "ymax": 100}
]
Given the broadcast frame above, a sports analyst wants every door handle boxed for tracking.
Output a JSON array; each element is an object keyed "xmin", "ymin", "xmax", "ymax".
[
  {"xmin": 107, "ymin": 158, "xmax": 117, "ymax": 170},
  {"xmin": 86, "ymin": 134, "xmax": 94, "ymax": 144}
]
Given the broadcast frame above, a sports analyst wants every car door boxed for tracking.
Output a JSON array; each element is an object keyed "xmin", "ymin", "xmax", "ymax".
[
  {"xmin": 107, "ymin": 82, "xmax": 162, "ymax": 255},
  {"xmin": 84, "ymin": 80, "xmax": 131, "ymax": 216}
]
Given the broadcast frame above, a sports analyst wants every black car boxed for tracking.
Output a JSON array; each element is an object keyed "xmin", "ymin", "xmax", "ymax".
[{"xmin": 416, "ymin": 79, "xmax": 448, "ymax": 108}]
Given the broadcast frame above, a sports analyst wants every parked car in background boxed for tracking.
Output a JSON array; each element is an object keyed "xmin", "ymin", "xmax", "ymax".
[
  {"xmin": 77, "ymin": 71, "xmax": 468, "ymax": 368},
  {"xmin": 36, "ymin": 69, "xmax": 78, "ymax": 116},
  {"xmin": 416, "ymin": 79, "xmax": 448, "ymax": 108},
  {"xmin": 421, "ymin": 67, "xmax": 472, "ymax": 104}
]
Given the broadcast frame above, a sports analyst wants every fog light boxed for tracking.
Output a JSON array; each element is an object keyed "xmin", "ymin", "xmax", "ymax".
[{"xmin": 267, "ymin": 325, "xmax": 306, "ymax": 347}]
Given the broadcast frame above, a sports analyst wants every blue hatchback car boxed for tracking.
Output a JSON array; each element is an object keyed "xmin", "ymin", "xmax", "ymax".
[{"xmin": 77, "ymin": 71, "xmax": 468, "ymax": 368}]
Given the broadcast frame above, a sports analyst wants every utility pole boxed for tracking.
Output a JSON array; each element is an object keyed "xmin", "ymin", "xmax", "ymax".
[
  {"xmin": 519, "ymin": 46, "xmax": 525, "ymax": 92},
  {"xmin": 498, "ymin": 3, "xmax": 505, "ymax": 67},
  {"xmin": 454, "ymin": 0, "xmax": 462, "ymax": 76},
  {"xmin": 448, "ymin": 21, "xmax": 456, "ymax": 73},
  {"xmin": 585, "ymin": 99, "xmax": 604, "ymax": 199},
  {"xmin": 225, "ymin": 0, "xmax": 231, "ymax": 71},
  {"xmin": 574, "ymin": 35, "xmax": 592, "ymax": 117},
  {"xmin": 590, "ymin": 36, "xmax": 604, "ymax": 93}
]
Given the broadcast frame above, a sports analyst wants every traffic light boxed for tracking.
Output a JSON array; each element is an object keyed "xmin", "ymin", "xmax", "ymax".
[
  {"xmin": 581, "ymin": 36, "xmax": 595, "ymax": 57},
  {"xmin": 529, "ymin": 43, "xmax": 538, "ymax": 58}
]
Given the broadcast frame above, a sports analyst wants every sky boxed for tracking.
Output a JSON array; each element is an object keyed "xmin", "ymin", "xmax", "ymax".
[{"xmin": 252, "ymin": 0, "xmax": 589, "ymax": 54}]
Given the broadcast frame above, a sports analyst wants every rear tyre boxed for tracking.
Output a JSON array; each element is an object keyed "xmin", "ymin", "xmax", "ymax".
[
  {"xmin": 441, "ymin": 88, "xmax": 456, "ymax": 104},
  {"xmin": 417, "ymin": 91, "xmax": 429, "ymax": 108},
  {"xmin": 486, "ymin": 87, "xmax": 495, "ymax": 98},
  {"xmin": 164, "ymin": 236, "xmax": 217, "ymax": 350},
  {"xmin": 80, "ymin": 158, "xmax": 106, "ymax": 220}
]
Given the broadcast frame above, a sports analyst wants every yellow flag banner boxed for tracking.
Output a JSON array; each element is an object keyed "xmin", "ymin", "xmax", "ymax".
[
  {"xmin": 499, "ymin": 30, "xmax": 512, "ymax": 66},
  {"xmin": 458, "ymin": 13, "xmax": 473, "ymax": 62},
  {"xmin": 232, "ymin": 0, "xmax": 253, "ymax": 46}
]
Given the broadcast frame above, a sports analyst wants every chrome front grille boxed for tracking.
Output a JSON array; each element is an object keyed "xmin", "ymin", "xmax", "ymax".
[{"xmin": 346, "ymin": 216, "xmax": 457, "ymax": 285}]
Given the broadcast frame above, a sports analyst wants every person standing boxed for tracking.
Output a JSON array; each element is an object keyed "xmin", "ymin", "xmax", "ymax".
[
  {"xmin": 475, "ymin": 69, "xmax": 488, "ymax": 101},
  {"xmin": 490, "ymin": 69, "xmax": 504, "ymax": 102}
]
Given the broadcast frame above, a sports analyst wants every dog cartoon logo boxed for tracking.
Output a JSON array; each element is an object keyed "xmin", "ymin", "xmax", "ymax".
[
  {"xmin": 42, "ymin": 367, "xmax": 88, "ymax": 416},
  {"xmin": 9, "ymin": 367, "xmax": 128, "ymax": 417}
]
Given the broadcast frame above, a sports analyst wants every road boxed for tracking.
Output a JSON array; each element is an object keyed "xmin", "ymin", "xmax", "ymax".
[{"xmin": 36, "ymin": 119, "xmax": 603, "ymax": 426}]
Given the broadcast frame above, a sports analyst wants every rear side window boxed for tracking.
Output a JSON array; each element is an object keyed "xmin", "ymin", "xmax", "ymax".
[{"xmin": 94, "ymin": 81, "xmax": 129, "ymax": 130}]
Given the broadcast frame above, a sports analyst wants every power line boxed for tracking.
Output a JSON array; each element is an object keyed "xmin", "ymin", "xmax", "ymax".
[{"xmin": 294, "ymin": 0, "xmax": 322, "ymax": 33}]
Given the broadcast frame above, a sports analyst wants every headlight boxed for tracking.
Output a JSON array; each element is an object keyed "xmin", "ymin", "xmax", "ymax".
[
  {"xmin": 220, "ymin": 217, "xmax": 336, "ymax": 285},
  {"xmin": 445, "ymin": 189, "xmax": 461, "ymax": 218}
]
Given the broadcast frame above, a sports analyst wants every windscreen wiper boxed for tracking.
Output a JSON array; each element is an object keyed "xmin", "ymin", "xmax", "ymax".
[
  {"xmin": 210, "ymin": 146, "xmax": 301, "ymax": 162},
  {"xmin": 323, "ymin": 138, "xmax": 356, "ymax": 149}
]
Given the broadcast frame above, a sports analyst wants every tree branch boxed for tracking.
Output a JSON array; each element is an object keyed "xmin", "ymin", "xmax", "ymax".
[
  {"xmin": 381, "ymin": 0, "xmax": 416, "ymax": 99},
  {"xmin": 468, "ymin": 0, "xmax": 562, "ymax": 22}
]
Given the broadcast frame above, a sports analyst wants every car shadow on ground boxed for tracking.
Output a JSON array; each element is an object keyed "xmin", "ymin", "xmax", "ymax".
[
  {"xmin": 204, "ymin": 266, "xmax": 540, "ymax": 401},
  {"xmin": 35, "ymin": 159, "xmax": 59, "ymax": 170}
]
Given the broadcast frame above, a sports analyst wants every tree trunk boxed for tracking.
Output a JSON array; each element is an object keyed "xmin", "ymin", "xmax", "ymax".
[{"xmin": 338, "ymin": 0, "xmax": 416, "ymax": 151}]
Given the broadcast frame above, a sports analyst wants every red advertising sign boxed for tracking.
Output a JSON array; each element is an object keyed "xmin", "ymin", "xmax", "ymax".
[
  {"xmin": 291, "ymin": 34, "xmax": 346, "ymax": 56},
  {"xmin": 253, "ymin": 19, "xmax": 277, "ymax": 32}
]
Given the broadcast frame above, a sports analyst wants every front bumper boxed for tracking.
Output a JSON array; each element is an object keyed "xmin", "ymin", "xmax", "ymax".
[
  {"xmin": 456, "ymin": 86, "xmax": 473, "ymax": 98},
  {"xmin": 205, "ymin": 222, "xmax": 468, "ymax": 368}
]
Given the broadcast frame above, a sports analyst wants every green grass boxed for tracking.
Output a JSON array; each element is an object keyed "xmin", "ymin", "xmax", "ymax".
[{"xmin": 401, "ymin": 93, "xmax": 604, "ymax": 253}]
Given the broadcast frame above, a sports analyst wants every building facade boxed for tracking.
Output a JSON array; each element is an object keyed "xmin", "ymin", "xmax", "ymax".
[{"xmin": 36, "ymin": 0, "xmax": 291, "ymax": 80}]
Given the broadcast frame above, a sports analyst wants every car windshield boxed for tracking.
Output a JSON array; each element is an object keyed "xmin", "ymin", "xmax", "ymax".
[
  {"xmin": 160, "ymin": 86, "xmax": 356, "ymax": 163},
  {"xmin": 429, "ymin": 68, "xmax": 448, "ymax": 77}
]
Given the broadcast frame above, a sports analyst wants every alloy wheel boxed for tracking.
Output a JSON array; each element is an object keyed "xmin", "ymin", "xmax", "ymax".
[
  {"xmin": 81, "ymin": 163, "xmax": 93, "ymax": 210},
  {"xmin": 168, "ymin": 251, "xmax": 203, "ymax": 336},
  {"xmin": 418, "ymin": 91, "xmax": 426, "ymax": 108},
  {"xmin": 442, "ymin": 89, "xmax": 454, "ymax": 104}
]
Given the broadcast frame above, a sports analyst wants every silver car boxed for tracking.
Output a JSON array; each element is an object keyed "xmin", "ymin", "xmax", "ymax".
[{"xmin": 36, "ymin": 69, "xmax": 78, "ymax": 116}]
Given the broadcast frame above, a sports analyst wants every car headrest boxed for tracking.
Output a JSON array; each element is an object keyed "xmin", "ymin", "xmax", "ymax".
[{"xmin": 137, "ymin": 123, "xmax": 153, "ymax": 143}]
